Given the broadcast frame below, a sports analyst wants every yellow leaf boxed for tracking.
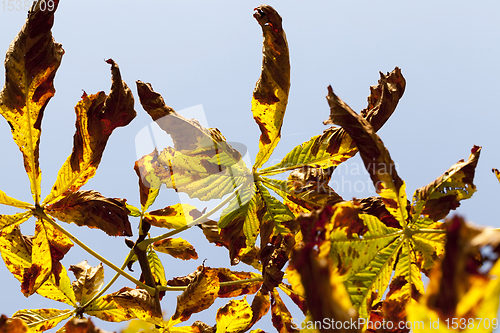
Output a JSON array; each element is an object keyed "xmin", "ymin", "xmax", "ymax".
[
  {"xmin": 215, "ymin": 297, "xmax": 252, "ymax": 333},
  {"xmin": 252, "ymin": 5, "xmax": 290, "ymax": 169},
  {"xmin": 43, "ymin": 59, "xmax": 136, "ymax": 206},
  {"xmin": 69, "ymin": 261, "xmax": 104, "ymax": 305},
  {"xmin": 153, "ymin": 237, "xmax": 198, "ymax": 261},
  {"xmin": 21, "ymin": 219, "xmax": 53, "ymax": 297},
  {"xmin": 12, "ymin": 309, "xmax": 72, "ymax": 333},
  {"xmin": 134, "ymin": 152, "xmax": 161, "ymax": 212},
  {"xmin": 0, "ymin": 3, "xmax": 64, "ymax": 204},
  {"xmin": 0, "ymin": 212, "xmax": 32, "ymax": 233},
  {"xmin": 215, "ymin": 268, "xmax": 262, "ymax": 298},
  {"xmin": 0, "ymin": 190, "xmax": 33, "ymax": 210},
  {"xmin": 143, "ymin": 203, "xmax": 200, "ymax": 230}
]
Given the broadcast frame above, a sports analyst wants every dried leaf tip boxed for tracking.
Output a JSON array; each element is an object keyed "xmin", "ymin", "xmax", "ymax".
[{"xmin": 254, "ymin": 5, "xmax": 283, "ymax": 32}]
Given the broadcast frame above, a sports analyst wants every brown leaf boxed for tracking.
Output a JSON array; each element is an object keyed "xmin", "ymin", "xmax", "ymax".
[
  {"xmin": 110, "ymin": 287, "xmax": 162, "ymax": 322},
  {"xmin": 324, "ymin": 67, "xmax": 406, "ymax": 131},
  {"xmin": 358, "ymin": 197, "xmax": 401, "ymax": 229},
  {"xmin": 46, "ymin": 190, "xmax": 132, "ymax": 237},
  {"xmin": 326, "ymin": 86, "xmax": 404, "ymax": 197},
  {"xmin": 260, "ymin": 234, "xmax": 294, "ymax": 293},
  {"xmin": 0, "ymin": 314, "xmax": 28, "ymax": 333},
  {"xmin": 69, "ymin": 261, "xmax": 105, "ymax": 305},
  {"xmin": 247, "ymin": 289, "xmax": 271, "ymax": 331}
]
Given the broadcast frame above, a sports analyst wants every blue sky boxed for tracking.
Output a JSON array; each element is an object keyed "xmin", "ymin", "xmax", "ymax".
[{"xmin": 1, "ymin": 1, "xmax": 499, "ymax": 331}]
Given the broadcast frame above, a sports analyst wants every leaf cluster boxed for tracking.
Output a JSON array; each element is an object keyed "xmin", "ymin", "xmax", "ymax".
[{"xmin": 1, "ymin": 2, "xmax": 500, "ymax": 333}]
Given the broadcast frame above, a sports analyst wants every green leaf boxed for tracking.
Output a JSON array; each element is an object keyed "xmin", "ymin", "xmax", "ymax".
[
  {"xmin": 251, "ymin": 5, "xmax": 290, "ymax": 169},
  {"xmin": 147, "ymin": 248, "xmax": 167, "ymax": 286}
]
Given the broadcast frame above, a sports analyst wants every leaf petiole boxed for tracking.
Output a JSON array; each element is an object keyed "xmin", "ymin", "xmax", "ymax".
[
  {"xmin": 35, "ymin": 207, "xmax": 156, "ymax": 295},
  {"xmin": 156, "ymin": 276, "xmax": 264, "ymax": 292}
]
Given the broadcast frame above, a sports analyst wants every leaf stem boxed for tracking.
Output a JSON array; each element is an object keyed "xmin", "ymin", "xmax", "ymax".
[
  {"xmin": 137, "ymin": 179, "xmax": 251, "ymax": 251},
  {"xmin": 37, "ymin": 209, "xmax": 155, "ymax": 294},
  {"xmin": 157, "ymin": 276, "xmax": 264, "ymax": 292}
]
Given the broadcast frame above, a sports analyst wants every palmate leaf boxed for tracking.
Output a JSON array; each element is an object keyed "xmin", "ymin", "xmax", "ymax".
[
  {"xmin": 135, "ymin": 81, "xmax": 250, "ymax": 201},
  {"xmin": 326, "ymin": 87, "xmax": 480, "ymax": 319},
  {"xmin": 12, "ymin": 308, "xmax": 73, "ymax": 333},
  {"xmin": 251, "ymin": 5, "xmax": 290, "ymax": 169},
  {"xmin": 408, "ymin": 217, "xmax": 500, "ymax": 333},
  {"xmin": 0, "ymin": 0, "xmax": 63, "ymax": 204},
  {"xmin": 45, "ymin": 190, "xmax": 132, "ymax": 237},
  {"xmin": 43, "ymin": 59, "xmax": 136, "ymax": 206}
]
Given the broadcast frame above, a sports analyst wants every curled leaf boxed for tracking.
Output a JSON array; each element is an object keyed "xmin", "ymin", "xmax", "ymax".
[
  {"xmin": 63, "ymin": 317, "xmax": 112, "ymax": 333},
  {"xmin": 45, "ymin": 190, "xmax": 132, "ymax": 237},
  {"xmin": 43, "ymin": 59, "xmax": 136, "ymax": 205},
  {"xmin": 413, "ymin": 146, "xmax": 481, "ymax": 220},
  {"xmin": 252, "ymin": 5, "xmax": 290, "ymax": 169}
]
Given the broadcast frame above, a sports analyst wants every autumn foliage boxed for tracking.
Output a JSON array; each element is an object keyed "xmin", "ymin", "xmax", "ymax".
[{"xmin": 1, "ymin": 2, "xmax": 500, "ymax": 333}]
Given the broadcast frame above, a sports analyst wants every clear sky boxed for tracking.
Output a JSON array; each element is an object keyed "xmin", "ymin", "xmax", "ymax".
[{"xmin": 1, "ymin": 1, "xmax": 499, "ymax": 332}]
